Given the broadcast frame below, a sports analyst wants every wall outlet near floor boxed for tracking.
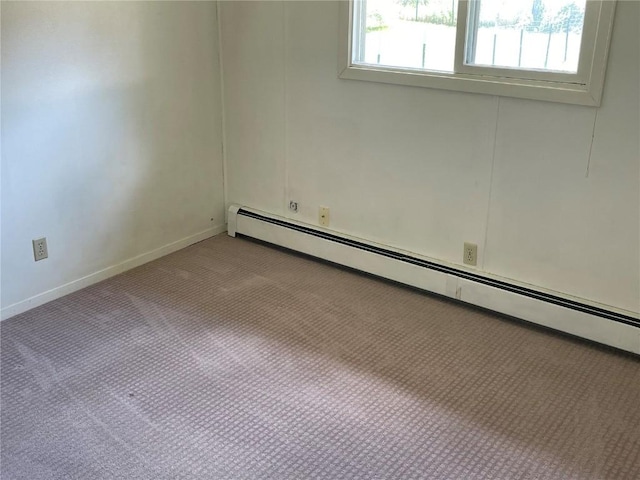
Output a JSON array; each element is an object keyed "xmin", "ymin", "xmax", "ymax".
[
  {"xmin": 463, "ymin": 242, "xmax": 477, "ymax": 266},
  {"xmin": 33, "ymin": 237, "xmax": 49, "ymax": 261},
  {"xmin": 319, "ymin": 206, "xmax": 330, "ymax": 227}
]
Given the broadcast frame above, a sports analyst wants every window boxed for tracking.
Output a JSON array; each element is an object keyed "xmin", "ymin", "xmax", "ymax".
[{"xmin": 339, "ymin": 0, "xmax": 616, "ymax": 105}]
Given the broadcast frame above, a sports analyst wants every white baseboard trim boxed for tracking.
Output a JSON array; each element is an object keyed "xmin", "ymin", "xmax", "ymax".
[
  {"xmin": 229, "ymin": 205, "xmax": 639, "ymax": 355},
  {"xmin": 1, "ymin": 224, "xmax": 227, "ymax": 321}
]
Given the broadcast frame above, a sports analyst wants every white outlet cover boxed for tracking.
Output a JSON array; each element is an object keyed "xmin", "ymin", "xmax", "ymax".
[
  {"xmin": 32, "ymin": 238, "xmax": 48, "ymax": 261},
  {"xmin": 463, "ymin": 242, "xmax": 477, "ymax": 266}
]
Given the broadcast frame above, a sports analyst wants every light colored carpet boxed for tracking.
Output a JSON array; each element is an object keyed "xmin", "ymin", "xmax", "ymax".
[{"xmin": 1, "ymin": 234, "xmax": 639, "ymax": 479}]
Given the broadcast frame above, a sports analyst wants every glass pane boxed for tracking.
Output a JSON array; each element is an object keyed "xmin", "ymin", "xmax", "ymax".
[
  {"xmin": 355, "ymin": 0, "xmax": 459, "ymax": 72},
  {"xmin": 467, "ymin": 0, "xmax": 586, "ymax": 73}
]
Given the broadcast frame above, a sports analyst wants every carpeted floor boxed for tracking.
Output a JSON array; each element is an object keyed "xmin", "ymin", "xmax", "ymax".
[{"xmin": 1, "ymin": 234, "xmax": 639, "ymax": 479}]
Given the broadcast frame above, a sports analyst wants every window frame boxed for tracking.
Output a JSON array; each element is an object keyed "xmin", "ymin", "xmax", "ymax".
[{"xmin": 338, "ymin": 0, "xmax": 617, "ymax": 106}]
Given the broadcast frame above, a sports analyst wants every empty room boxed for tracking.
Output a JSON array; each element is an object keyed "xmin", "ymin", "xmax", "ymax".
[{"xmin": 1, "ymin": 0, "xmax": 639, "ymax": 478}]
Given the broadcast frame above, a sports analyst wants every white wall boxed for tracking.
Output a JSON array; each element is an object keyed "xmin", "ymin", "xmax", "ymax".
[
  {"xmin": 221, "ymin": 1, "xmax": 639, "ymax": 314},
  {"xmin": 1, "ymin": 1, "xmax": 225, "ymax": 316}
]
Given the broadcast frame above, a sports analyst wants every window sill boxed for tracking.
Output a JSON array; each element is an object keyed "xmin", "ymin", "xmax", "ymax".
[{"xmin": 339, "ymin": 64, "xmax": 601, "ymax": 106}]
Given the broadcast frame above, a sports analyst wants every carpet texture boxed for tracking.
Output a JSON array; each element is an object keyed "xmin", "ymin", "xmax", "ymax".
[{"xmin": 1, "ymin": 234, "xmax": 639, "ymax": 479}]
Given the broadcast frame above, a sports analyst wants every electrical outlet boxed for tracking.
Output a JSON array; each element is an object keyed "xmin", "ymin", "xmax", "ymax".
[
  {"xmin": 289, "ymin": 201, "xmax": 298, "ymax": 213},
  {"xmin": 33, "ymin": 237, "xmax": 48, "ymax": 261},
  {"xmin": 463, "ymin": 242, "xmax": 477, "ymax": 266},
  {"xmin": 319, "ymin": 206, "xmax": 330, "ymax": 227}
]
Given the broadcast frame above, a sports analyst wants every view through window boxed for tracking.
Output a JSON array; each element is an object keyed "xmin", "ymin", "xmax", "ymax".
[{"xmin": 355, "ymin": 0, "xmax": 587, "ymax": 74}]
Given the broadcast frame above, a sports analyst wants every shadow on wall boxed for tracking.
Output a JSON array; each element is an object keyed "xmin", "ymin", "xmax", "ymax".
[{"xmin": 1, "ymin": 0, "xmax": 223, "ymax": 309}]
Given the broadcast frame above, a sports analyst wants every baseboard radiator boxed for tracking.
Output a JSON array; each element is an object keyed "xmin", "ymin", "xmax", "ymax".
[{"xmin": 228, "ymin": 205, "xmax": 640, "ymax": 355}]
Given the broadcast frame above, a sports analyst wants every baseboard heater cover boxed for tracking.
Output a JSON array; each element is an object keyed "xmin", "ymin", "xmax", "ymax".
[{"xmin": 228, "ymin": 205, "xmax": 640, "ymax": 355}]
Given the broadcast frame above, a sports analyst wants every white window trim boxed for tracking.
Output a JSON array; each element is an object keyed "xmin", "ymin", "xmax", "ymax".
[{"xmin": 338, "ymin": 0, "xmax": 617, "ymax": 106}]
